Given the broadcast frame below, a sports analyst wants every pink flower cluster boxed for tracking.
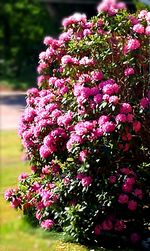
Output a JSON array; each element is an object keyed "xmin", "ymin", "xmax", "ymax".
[
  {"xmin": 76, "ymin": 173, "xmax": 92, "ymax": 187},
  {"xmin": 97, "ymin": 0, "xmax": 126, "ymax": 16},
  {"xmin": 140, "ymin": 94, "xmax": 150, "ymax": 110},
  {"xmin": 94, "ymin": 216, "xmax": 126, "ymax": 236},
  {"xmin": 4, "ymin": 188, "xmax": 21, "ymax": 208},
  {"xmin": 41, "ymin": 219, "xmax": 54, "ymax": 230},
  {"xmin": 123, "ymin": 38, "xmax": 141, "ymax": 54},
  {"xmin": 108, "ymin": 167, "xmax": 143, "ymax": 212}
]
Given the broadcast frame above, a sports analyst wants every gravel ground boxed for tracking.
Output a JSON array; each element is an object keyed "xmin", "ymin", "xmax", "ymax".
[{"xmin": 0, "ymin": 91, "xmax": 26, "ymax": 130}]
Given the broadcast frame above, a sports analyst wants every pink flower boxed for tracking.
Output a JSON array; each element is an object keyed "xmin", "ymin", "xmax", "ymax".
[
  {"xmin": 122, "ymin": 183, "xmax": 133, "ymax": 193},
  {"xmin": 146, "ymin": 12, "xmax": 150, "ymax": 22},
  {"xmin": 91, "ymin": 87, "xmax": 99, "ymax": 96},
  {"xmin": 124, "ymin": 38, "xmax": 140, "ymax": 54},
  {"xmin": 118, "ymin": 194, "xmax": 129, "ymax": 204},
  {"xmin": 36, "ymin": 211, "xmax": 42, "ymax": 220},
  {"xmin": 40, "ymin": 145, "xmax": 51, "ymax": 158},
  {"xmin": 103, "ymin": 83, "xmax": 119, "ymax": 95},
  {"xmin": 126, "ymin": 177, "xmax": 136, "ymax": 185},
  {"xmin": 138, "ymin": 10, "xmax": 148, "ymax": 19},
  {"xmin": 45, "ymin": 47, "xmax": 55, "ymax": 58},
  {"xmin": 130, "ymin": 233, "xmax": 141, "ymax": 243},
  {"xmin": 120, "ymin": 103, "xmax": 132, "ymax": 114},
  {"xmin": 102, "ymin": 121, "xmax": 115, "ymax": 133},
  {"xmin": 97, "ymin": 0, "xmax": 126, "ymax": 16},
  {"xmin": 43, "ymin": 200, "xmax": 53, "ymax": 207},
  {"xmin": 79, "ymin": 150, "xmax": 88, "ymax": 162},
  {"xmin": 83, "ymin": 29, "xmax": 92, "ymax": 36},
  {"xmin": 41, "ymin": 190, "xmax": 52, "ymax": 201},
  {"xmin": 63, "ymin": 178, "xmax": 70, "ymax": 185},
  {"xmin": 60, "ymin": 86, "xmax": 68, "ymax": 95},
  {"xmin": 140, "ymin": 97, "xmax": 149, "ymax": 109},
  {"xmin": 43, "ymin": 36, "xmax": 53, "ymax": 45},
  {"xmin": 42, "ymin": 166, "xmax": 50, "ymax": 174},
  {"xmin": 97, "ymin": 19, "xmax": 104, "ymax": 26},
  {"xmin": 124, "ymin": 67, "xmax": 135, "ymax": 76},
  {"xmin": 145, "ymin": 26, "xmax": 150, "ymax": 35},
  {"xmin": 93, "ymin": 128, "xmax": 103, "ymax": 138},
  {"xmin": 78, "ymin": 73, "xmax": 91, "ymax": 83},
  {"xmin": 133, "ymin": 121, "xmax": 141, "ymax": 132},
  {"xmin": 116, "ymin": 114, "xmax": 127, "ymax": 123},
  {"xmin": 27, "ymin": 88, "xmax": 39, "ymax": 97},
  {"xmin": 123, "ymin": 143, "xmax": 130, "ymax": 152},
  {"xmin": 94, "ymin": 94, "xmax": 102, "ymax": 104},
  {"xmin": 57, "ymin": 112, "xmax": 73, "ymax": 127},
  {"xmin": 97, "ymin": 28, "xmax": 105, "ymax": 35},
  {"xmin": 66, "ymin": 134, "xmax": 82, "ymax": 151},
  {"xmin": 76, "ymin": 173, "xmax": 85, "ymax": 180},
  {"xmin": 116, "ymin": 2, "xmax": 126, "ymax": 10},
  {"xmin": 37, "ymin": 63, "xmax": 48, "ymax": 74},
  {"xmin": 129, "ymin": 15, "xmax": 139, "ymax": 25},
  {"xmin": 133, "ymin": 23, "xmax": 144, "ymax": 34},
  {"xmin": 128, "ymin": 200, "xmax": 137, "ymax": 211},
  {"xmin": 79, "ymin": 57, "xmax": 94, "ymax": 66},
  {"xmin": 109, "ymin": 175, "xmax": 116, "ymax": 184},
  {"xmin": 32, "ymin": 182, "xmax": 40, "ymax": 191},
  {"xmin": 133, "ymin": 189, "xmax": 143, "ymax": 199},
  {"xmin": 62, "ymin": 13, "xmax": 87, "ymax": 28},
  {"xmin": 41, "ymin": 219, "xmax": 54, "ymax": 230},
  {"xmin": 91, "ymin": 71, "xmax": 103, "ymax": 81},
  {"xmin": 98, "ymin": 115, "xmax": 109, "ymax": 125},
  {"xmin": 4, "ymin": 188, "xmax": 14, "ymax": 200},
  {"xmin": 102, "ymin": 84, "xmax": 113, "ymax": 95},
  {"xmin": 74, "ymin": 122, "xmax": 88, "ymax": 136},
  {"xmin": 37, "ymin": 201, "xmax": 44, "ymax": 210},
  {"xmin": 102, "ymin": 94, "xmax": 110, "ymax": 102},
  {"xmin": 109, "ymin": 95, "xmax": 119, "ymax": 104},
  {"xmin": 122, "ymin": 144, "xmax": 129, "ymax": 152},
  {"xmin": 54, "ymin": 79, "xmax": 65, "ymax": 88},
  {"xmin": 61, "ymin": 55, "xmax": 78, "ymax": 65},
  {"xmin": 102, "ymin": 219, "xmax": 113, "ymax": 231},
  {"xmin": 81, "ymin": 176, "xmax": 92, "ymax": 187},
  {"xmin": 43, "ymin": 135, "xmax": 53, "ymax": 147},
  {"xmin": 122, "ymin": 132, "xmax": 132, "ymax": 141},
  {"xmin": 39, "ymin": 51, "xmax": 46, "ymax": 60},
  {"xmin": 94, "ymin": 224, "xmax": 102, "ymax": 235},
  {"xmin": 11, "ymin": 198, "xmax": 21, "ymax": 208},
  {"xmin": 18, "ymin": 173, "xmax": 28, "ymax": 181},
  {"xmin": 120, "ymin": 167, "xmax": 131, "ymax": 175},
  {"xmin": 112, "ymin": 83, "xmax": 120, "ymax": 93},
  {"xmin": 114, "ymin": 220, "xmax": 126, "ymax": 231},
  {"xmin": 51, "ymin": 109, "xmax": 62, "ymax": 119},
  {"xmin": 24, "ymin": 107, "xmax": 36, "ymax": 122},
  {"xmin": 51, "ymin": 164, "xmax": 60, "ymax": 174},
  {"xmin": 126, "ymin": 114, "xmax": 134, "ymax": 123},
  {"xmin": 37, "ymin": 75, "xmax": 49, "ymax": 87},
  {"xmin": 59, "ymin": 30, "xmax": 72, "ymax": 42}
]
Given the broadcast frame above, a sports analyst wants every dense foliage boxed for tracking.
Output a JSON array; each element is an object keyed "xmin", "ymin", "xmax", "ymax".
[
  {"xmin": 5, "ymin": 0, "xmax": 150, "ymax": 248},
  {"xmin": 0, "ymin": 0, "xmax": 57, "ymax": 83}
]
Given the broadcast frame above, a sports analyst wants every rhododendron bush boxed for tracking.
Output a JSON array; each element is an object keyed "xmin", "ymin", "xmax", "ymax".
[{"xmin": 5, "ymin": 0, "xmax": 150, "ymax": 248}]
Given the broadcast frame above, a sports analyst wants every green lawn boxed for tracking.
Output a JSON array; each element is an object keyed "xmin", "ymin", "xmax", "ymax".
[{"xmin": 0, "ymin": 131, "xmax": 134, "ymax": 251}]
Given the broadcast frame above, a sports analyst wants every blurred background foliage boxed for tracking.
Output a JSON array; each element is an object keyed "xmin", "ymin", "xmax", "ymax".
[{"xmin": 0, "ymin": 0, "xmax": 149, "ymax": 90}]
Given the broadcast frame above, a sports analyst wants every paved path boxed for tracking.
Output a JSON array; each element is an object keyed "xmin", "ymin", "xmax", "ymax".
[{"xmin": 0, "ymin": 91, "xmax": 26, "ymax": 130}]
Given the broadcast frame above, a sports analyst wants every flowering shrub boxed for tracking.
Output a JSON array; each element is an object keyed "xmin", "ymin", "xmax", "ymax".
[{"xmin": 5, "ymin": 0, "xmax": 150, "ymax": 247}]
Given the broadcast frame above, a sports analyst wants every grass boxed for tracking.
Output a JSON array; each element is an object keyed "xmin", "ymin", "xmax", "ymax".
[{"xmin": 0, "ymin": 131, "xmax": 134, "ymax": 251}]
